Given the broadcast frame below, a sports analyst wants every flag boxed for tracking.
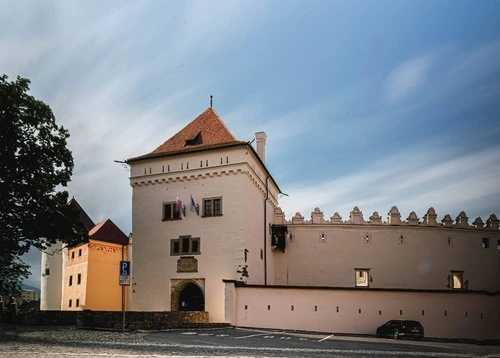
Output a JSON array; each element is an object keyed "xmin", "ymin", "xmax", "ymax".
[
  {"xmin": 175, "ymin": 197, "xmax": 182, "ymax": 213},
  {"xmin": 190, "ymin": 195, "xmax": 195, "ymax": 208}
]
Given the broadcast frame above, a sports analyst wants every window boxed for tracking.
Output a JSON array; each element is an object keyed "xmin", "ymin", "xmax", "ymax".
[
  {"xmin": 497, "ymin": 240, "xmax": 500, "ymax": 250},
  {"xmin": 163, "ymin": 202, "xmax": 181, "ymax": 221},
  {"xmin": 71, "ymin": 251, "xmax": 75, "ymax": 259},
  {"xmin": 69, "ymin": 299, "xmax": 72, "ymax": 308},
  {"xmin": 69, "ymin": 275, "xmax": 73, "ymax": 286},
  {"xmin": 355, "ymin": 269, "xmax": 370, "ymax": 287},
  {"xmin": 482, "ymin": 238, "xmax": 489, "ymax": 248},
  {"xmin": 203, "ymin": 197, "xmax": 222, "ymax": 217},
  {"xmin": 451, "ymin": 271, "xmax": 464, "ymax": 289},
  {"xmin": 44, "ymin": 268, "xmax": 50, "ymax": 276},
  {"xmin": 76, "ymin": 299, "xmax": 80, "ymax": 307},
  {"xmin": 171, "ymin": 235, "xmax": 200, "ymax": 255},
  {"xmin": 78, "ymin": 249, "xmax": 82, "ymax": 257},
  {"xmin": 77, "ymin": 273, "xmax": 81, "ymax": 285}
]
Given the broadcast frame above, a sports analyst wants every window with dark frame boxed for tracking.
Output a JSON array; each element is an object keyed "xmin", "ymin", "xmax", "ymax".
[
  {"xmin": 163, "ymin": 202, "xmax": 182, "ymax": 221},
  {"xmin": 171, "ymin": 235, "xmax": 200, "ymax": 255},
  {"xmin": 482, "ymin": 238, "xmax": 489, "ymax": 248},
  {"xmin": 203, "ymin": 197, "xmax": 222, "ymax": 217}
]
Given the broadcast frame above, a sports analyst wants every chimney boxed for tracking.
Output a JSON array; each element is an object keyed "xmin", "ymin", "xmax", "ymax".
[{"xmin": 255, "ymin": 132, "xmax": 267, "ymax": 163}]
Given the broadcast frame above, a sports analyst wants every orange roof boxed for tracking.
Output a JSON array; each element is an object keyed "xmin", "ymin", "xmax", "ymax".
[
  {"xmin": 88, "ymin": 219, "xmax": 128, "ymax": 246},
  {"xmin": 127, "ymin": 107, "xmax": 247, "ymax": 162}
]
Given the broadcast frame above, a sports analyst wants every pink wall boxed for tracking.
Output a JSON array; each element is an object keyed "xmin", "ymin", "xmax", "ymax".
[{"xmin": 227, "ymin": 283, "xmax": 499, "ymax": 340}]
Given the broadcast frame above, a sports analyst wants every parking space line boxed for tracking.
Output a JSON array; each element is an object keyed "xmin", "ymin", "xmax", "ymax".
[
  {"xmin": 234, "ymin": 333, "xmax": 268, "ymax": 339},
  {"xmin": 318, "ymin": 334, "xmax": 334, "ymax": 342}
]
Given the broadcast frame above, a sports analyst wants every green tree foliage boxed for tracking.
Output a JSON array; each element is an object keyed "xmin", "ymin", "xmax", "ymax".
[{"xmin": 0, "ymin": 75, "xmax": 88, "ymax": 295}]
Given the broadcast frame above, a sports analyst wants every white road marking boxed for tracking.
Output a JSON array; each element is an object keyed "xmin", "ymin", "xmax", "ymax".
[
  {"xmin": 216, "ymin": 334, "xmax": 229, "ymax": 337},
  {"xmin": 198, "ymin": 333, "xmax": 213, "ymax": 336},
  {"xmin": 233, "ymin": 333, "xmax": 268, "ymax": 339},
  {"xmin": 181, "ymin": 332, "xmax": 197, "ymax": 335},
  {"xmin": 280, "ymin": 336, "xmax": 291, "ymax": 340},
  {"xmin": 318, "ymin": 334, "xmax": 334, "ymax": 342}
]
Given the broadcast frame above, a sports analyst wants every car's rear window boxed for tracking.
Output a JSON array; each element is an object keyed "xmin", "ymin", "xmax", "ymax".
[{"xmin": 405, "ymin": 320, "xmax": 421, "ymax": 326}]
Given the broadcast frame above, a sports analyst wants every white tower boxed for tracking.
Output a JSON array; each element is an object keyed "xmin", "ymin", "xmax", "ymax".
[{"xmin": 40, "ymin": 241, "xmax": 64, "ymax": 310}]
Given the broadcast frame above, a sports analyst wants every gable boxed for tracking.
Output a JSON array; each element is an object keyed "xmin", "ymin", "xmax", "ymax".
[
  {"xmin": 88, "ymin": 219, "xmax": 128, "ymax": 245},
  {"xmin": 127, "ymin": 107, "xmax": 247, "ymax": 162}
]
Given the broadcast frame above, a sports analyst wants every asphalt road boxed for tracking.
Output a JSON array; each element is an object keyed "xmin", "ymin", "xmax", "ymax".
[{"xmin": 1, "ymin": 326, "xmax": 500, "ymax": 358}]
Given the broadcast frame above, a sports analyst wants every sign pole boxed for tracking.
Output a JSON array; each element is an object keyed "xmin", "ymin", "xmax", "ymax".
[
  {"xmin": 119, "ymin": 256, "xmax": 131, "ymax": 332},
  {"xmin": 121, "ymin": 246, "xmax": 125, "ymax": 333}
]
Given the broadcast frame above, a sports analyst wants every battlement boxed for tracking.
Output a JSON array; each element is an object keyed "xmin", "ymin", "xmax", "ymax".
[{"xmin": 273, "ymin": 206, "xmax": 499, "ymax": 230}]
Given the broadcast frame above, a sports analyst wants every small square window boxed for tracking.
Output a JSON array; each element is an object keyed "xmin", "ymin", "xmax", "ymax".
[
  {"xmin": 203, "ymin": 197, "xmax": 222, "ymax": 217},
  {"xmin": 163, "ymin": 202, "xmax": 182, "ymax": 221},
  {"xmin": 44, "ymin": 268, "xmax": 50, "ymax": 276},
  {"xmin": 451, "ymin": 271, "xmax": 464, "ymax": 289},
  {"xmin": 355, "ymin": 269, "xmax": 370, "ymax": 287},
  {"xmin": 482, "ymin": 238, "xmax": 489, "ymax": 248}
]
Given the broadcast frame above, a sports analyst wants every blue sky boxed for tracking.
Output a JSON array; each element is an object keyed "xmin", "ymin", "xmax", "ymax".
[{"xmin": 1, "ymin": 0, "xmax": 499, "ymax": 288}]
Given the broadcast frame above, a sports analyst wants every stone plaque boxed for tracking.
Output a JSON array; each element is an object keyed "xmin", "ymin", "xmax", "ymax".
[{"xmin": 177, "ymin": 256, "xmax": 198, "ymax": 273}]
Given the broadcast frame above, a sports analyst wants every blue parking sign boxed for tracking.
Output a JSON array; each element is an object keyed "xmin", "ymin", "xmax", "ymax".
[{"xmin": 119, "ymin": 260, "xmax": 130, "ymax": 285}]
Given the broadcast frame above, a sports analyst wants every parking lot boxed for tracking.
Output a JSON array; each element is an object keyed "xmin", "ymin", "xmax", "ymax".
[{"xmin": 1, "ymin": 326, "xmax": 499, "ymax": 358}]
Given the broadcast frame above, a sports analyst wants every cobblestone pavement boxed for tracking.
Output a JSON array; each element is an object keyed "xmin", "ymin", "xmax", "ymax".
[{"xmin": 1, "ymin": 325, "xmax": 500, "ymax": 358}]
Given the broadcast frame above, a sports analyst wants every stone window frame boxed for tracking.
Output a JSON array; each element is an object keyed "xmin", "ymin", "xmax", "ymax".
[
  {"xmin": 355, "ymin": 268, "xmax": 370, "ymax": 287},
  {"xmin": 171, "ymin": 235, "xmax": 200, "ymax": 256},
  {"xmin": 202, "ymin": 197, "xmax": 222, "ymax": 217},
  {"xmin": 162, "ymin": 202, "xmax": 182, "ymax": 221},
  {"xmin": 451, "ymin": 271, "xmax": 464, "ymax": 289}
]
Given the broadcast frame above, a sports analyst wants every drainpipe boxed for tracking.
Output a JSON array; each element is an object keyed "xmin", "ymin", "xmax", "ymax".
[{"xmin": 264, "ymin": 175, "xmax": 270, "ymax": 286}]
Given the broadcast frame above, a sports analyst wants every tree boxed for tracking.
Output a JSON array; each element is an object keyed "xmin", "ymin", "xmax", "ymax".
[{"xmin": 0, "ymin": 75, "xmax": 87, "ymax": 295}]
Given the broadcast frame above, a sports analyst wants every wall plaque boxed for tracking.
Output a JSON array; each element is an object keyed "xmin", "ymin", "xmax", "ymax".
[{"xmin": 177, "ymin": 256, "xmax": 198, "ymax": 272}]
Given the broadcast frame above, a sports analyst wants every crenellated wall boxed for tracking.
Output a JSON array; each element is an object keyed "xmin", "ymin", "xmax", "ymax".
[
  {"xmin": 274, "ymin": 205, "xmax": 499, "ymax": 230},
  {"xmin": 271, "ymin": 206, "xmax": 500, "ymax": 292}
]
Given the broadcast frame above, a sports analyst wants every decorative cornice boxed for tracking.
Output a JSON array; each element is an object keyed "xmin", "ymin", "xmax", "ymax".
[{"xmin": 131, "ymin": 163, "xmax": 279, "ymax": 207}]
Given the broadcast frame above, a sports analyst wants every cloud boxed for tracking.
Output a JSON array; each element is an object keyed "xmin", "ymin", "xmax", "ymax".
[
  {"xmin": 279, "ymin": 144, "xmax": 500, "ymax": 222},
  {"xmin": 385, "ymin": 55, "xmax": 434, "ymax": 105}
]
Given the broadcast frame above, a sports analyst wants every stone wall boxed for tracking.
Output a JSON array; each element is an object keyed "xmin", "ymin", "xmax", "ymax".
[
  {"xmin": 77, "ymin": 310, "xmax": 217, "ymax": 330},
  {"xmin": 1, "ymin": 310, "xmax": 78, "ymax": 325}
]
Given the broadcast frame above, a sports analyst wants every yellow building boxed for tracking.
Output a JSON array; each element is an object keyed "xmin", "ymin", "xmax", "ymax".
[{"xmin": 62, "ymin": 219, "xmax": 129, "ymax": 311}]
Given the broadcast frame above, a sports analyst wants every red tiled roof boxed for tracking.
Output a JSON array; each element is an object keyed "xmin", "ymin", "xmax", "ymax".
[
  {"xmin": 88, "ymin": 219, "xmax": 128, "ymax": 246},
  {"xmin": 127, "ymin": 108, "xmax": 247, "ymax": 162},
  {"xmin": 68, "ymin": 198, "xmax": 95, "ymax": 231}
]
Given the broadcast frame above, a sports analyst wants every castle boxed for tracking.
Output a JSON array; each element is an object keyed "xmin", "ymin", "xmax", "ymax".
[{"xmin": 125, "ymin": 107, "xmax": 499, "ymax": 340}]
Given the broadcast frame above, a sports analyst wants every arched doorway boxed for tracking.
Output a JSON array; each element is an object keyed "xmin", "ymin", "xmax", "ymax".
[{"xmin": 178, "ymin": 282, "xmax": 204, "ymax": 311}]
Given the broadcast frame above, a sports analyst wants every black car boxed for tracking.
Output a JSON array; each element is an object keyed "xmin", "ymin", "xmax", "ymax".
[{"xmin": 376, "ymin": 320, "xmax": 424, "ymax": 340}]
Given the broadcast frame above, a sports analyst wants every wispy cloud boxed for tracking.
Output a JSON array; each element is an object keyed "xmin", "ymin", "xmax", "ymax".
[
  {"xmin": 384, "ymin": 55, "xmax": 434, "ymax": 104},
  {"xmin": 279, "ymin": 144, "xmax": 500, "ymax": 222}
]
